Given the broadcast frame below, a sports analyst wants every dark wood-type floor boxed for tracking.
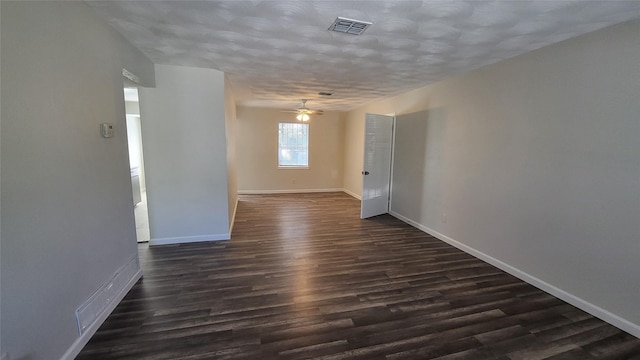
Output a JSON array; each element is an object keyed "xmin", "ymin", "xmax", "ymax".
[{"xmin": 77, "ymin": 192, "xmax": 640, "ymax": 360}]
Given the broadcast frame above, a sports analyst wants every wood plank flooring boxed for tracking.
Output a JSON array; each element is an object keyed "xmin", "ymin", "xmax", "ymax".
[{"xmin": 77, "ymin": 192, "xmax": 640, "ymax": 359}]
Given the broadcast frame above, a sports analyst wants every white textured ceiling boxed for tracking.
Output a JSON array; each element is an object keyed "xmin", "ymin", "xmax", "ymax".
[{"xmin": 87, "ymin": 1, "xmax": 640, "ymax": 111}]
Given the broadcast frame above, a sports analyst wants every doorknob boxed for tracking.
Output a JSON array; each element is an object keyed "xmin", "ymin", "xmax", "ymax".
[{"xmin": 362, "ymin": 171, "xmax": 370, "ymax": 175}]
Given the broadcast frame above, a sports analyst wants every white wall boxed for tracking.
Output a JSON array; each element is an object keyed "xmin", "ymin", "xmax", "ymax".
[
  {"xmin": 139, "ymin": 64, "xmax": 230, "ymax": 245},
  {"xmin": 344, "ymin": 20, "xmax": 640, "ymax": 336},
  {"xmin": 1, "ymin": 1, "xmax": 4, "ymax": 355},
  {"xmin": 342, "ymin": 111, "xmax": 366, "ymax": 199},
  {"xmin": 224, "ymin": 76, "xmax": 238, "ymax": 231},
  {"xmin": 237, "ymin": 106, "xmax": 345, "ymax": 193},
  {"xmin": 125, "ymin": 100, "xmax": 147, "ymax": 191},
  {"xmin": 125, "ymin": 100, "xmax": 140, "ymax": 115},
  {"xmin": 126, "ymin": 115, "xmax": 142, "ymax": 169},
  {"xmin": 1, "ymin": 2, "xmax": 154, "ymax": 359}
]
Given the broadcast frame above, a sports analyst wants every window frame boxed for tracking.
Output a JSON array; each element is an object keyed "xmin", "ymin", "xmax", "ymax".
[{"xmin": 277, "ymin": 122, "xmax": 310, "ymax": 169}]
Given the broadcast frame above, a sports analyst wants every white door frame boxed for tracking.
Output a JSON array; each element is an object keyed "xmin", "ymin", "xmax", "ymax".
[{"xmin": 360, "ymin": 113, "xmax": 396, "ymax": 219}]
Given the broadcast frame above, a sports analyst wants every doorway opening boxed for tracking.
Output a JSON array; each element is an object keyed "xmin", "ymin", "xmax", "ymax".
[{"xmin": 124, "ymin": 86, "xmax": 150, "ymax": 243}]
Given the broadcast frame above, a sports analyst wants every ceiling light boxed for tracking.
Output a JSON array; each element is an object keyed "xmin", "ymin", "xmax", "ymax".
[
  {"xmin": 296, "ymin": 113, "xmax": 310, "ymax": 122},
  {"xmin": 328, "ymin": 17, "xmax": 372, "ymax": 35}
]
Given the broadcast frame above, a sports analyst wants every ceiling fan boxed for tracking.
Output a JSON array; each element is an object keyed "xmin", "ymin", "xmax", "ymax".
[{"xmin": 283, "ymin": 99, "xmax": 324, "ymax": 121}]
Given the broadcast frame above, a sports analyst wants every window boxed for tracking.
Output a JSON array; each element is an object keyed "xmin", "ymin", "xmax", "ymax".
[{"xmin": 278, "ymin": 122, "xmax": 309, "ymax": 168}]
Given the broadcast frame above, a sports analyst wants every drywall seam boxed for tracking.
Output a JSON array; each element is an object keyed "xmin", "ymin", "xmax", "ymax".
[
  {"xmin": 149, "ymin": 233, "xmax": 230, "ymax": 246},
  {"xmin": 388, "ymin": 210, "xmax": 640, "ymax": 338}
]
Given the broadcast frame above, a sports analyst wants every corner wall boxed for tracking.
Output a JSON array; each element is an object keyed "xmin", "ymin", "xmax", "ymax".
[
  {"xmin": 139, "ymin": 65, "xmax": 230, "ymax": 245},
  {"xmin": 1, "ymin": 2, "xmax": 155, "ymax": 359},
  {"xmin": 224, "ymin": 76, "xmax": 238, "ymax": 232},
  {"xmin": 344, "ymin": 20, "xmax": 640, "ymax": 335}
]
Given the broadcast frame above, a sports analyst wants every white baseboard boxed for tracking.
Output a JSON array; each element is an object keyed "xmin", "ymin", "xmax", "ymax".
[
  {"xmin": 149, "ymin": 233, "xmax": 230, "ymax": 246},
  {"xmin": 60, "ymin": 258, "xmax": 143, "ymax": 360},
  {"xmin": 389, "ymin": 210, "xmax": 640, "ymax": 338},
  {"xmin": 238, "ymin": 188, "xmax": 361, "ymax": 200},
  {"xmin": 229, "ymin": 197, "xmax": 239, "ymax": 235},
  {"xmin": 238, "ymin": 188, "xmax": 344, "ymax": 195},
  {"xmin": 341, "ymin": 188, "xmax": 361, "ymax": 200}
]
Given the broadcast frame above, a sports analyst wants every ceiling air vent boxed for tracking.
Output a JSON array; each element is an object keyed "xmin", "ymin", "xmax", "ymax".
[{"xmin": 328, "ymin": 17, "xmax": 372, "ymax": 35}]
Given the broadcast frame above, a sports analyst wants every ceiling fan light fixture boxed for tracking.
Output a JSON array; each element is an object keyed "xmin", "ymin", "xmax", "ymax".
[{"xmin": 296, "ymin": 113, "xmax": 310, "ymax": 122}]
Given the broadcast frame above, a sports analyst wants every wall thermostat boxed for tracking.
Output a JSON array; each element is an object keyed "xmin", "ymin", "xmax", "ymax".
[{"xmin": 100, "ymin": 123, "xmax": 114, "ymax": 138}]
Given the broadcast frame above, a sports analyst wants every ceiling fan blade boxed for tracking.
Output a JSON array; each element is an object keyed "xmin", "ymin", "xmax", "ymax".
[{"xmin": 281, "ymin": 100, "xmax": 324, "ymax": 116}]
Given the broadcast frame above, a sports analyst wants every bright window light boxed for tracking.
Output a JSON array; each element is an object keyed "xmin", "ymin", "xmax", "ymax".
[{"xmin": 278, "ymin": 122, "xmax": 309, "ymax": 168}]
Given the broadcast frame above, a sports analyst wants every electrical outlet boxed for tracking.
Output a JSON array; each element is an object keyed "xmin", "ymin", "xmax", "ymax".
[{"xmin": 441, "ymin": 213, "xmax": 447, "ymax": 223}]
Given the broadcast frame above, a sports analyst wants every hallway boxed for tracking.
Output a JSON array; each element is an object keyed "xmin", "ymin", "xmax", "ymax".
[
  {"xmin": 134, "ymin": 191, "xmax": 150, "ymax": 243},
  {"xmin": 77, "ymin": 192, "xmax": 640, "ymax": 359}
]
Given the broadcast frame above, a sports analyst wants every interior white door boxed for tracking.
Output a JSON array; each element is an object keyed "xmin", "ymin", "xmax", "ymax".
[{"xmin": 361, "ymin": 113, "xmax": 394, "ymax": 219}]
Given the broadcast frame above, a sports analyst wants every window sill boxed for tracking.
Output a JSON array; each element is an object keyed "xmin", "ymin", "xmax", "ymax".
[{"xmin": 278, "ymin": 166, "xmax": 309, "ymax": 170}]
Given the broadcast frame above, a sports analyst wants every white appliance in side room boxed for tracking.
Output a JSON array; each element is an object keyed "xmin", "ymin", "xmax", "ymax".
[{"xmin": 131, "ymin": 166, "xmax": 142, "ymax": 206}]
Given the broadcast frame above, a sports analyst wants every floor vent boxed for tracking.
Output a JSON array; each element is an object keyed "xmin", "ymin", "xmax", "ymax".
[
  {"xmin": 75, "ymin": 256, "xmax": 139, "ymax": 334},
  {"xmin": 328, "ymin": 17, "xmax": 372, "ymax": 35}
]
